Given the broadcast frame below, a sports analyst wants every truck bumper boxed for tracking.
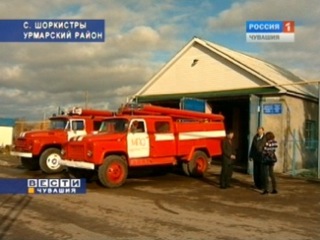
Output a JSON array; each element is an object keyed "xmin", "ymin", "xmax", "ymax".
[
  {"xmin": 10, "ymin": 151, "xmax": 33, "ymax": 158},
  {"xmin": 59, "ymin": 159, "xmax": 95, "ymax": 170}
]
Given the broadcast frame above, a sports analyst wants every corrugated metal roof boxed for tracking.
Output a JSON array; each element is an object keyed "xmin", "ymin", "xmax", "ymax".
[{"xmin": 135, "ymin": 37, "xmax": 317, "ymax": 100}]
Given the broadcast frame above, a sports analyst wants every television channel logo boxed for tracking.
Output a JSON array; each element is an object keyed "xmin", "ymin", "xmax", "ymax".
[
  {"xmin": 0, "ymin": 178, "xmax": 86, "ymax": 194},
  {"xmin": 246, "ymin": 21, "xmax": 295, "ymax": 42},
  {"xmin": 27, "ymin": 178, "xmax": 86, "ymax": 194}
]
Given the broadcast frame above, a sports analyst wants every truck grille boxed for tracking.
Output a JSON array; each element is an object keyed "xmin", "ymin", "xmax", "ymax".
[{"xmin": 14, "ymin": 139, "xmax": 28, "ymax": 151}]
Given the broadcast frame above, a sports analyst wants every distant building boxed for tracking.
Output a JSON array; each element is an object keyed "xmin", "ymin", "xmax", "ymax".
[
  {"xmin": 0, "ymin": 118, "xmax": 15, "ymax": 147},
  {"xmin": 132, "ymin": 37, "xmax": 318, "ymax": 174}
]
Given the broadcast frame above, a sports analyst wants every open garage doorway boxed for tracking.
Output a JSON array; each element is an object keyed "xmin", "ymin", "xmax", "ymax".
[{"xmin": 208, "ymin": 97, "xmax": 250, "ymax": 172}]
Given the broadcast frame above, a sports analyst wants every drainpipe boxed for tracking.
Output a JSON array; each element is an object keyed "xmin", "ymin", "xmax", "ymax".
[{"xmin": 258, "ymin": 96, "xmax": 263, "ymax": 127}]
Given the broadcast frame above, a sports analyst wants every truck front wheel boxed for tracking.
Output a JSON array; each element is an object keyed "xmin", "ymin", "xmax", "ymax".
[
  {"xmin": 21, "ymin": 157, "xmax": 40, "ymax": 171},
  {"xmin": 98, "ymin": 155, "xmax": 128, "ymax": 188},
  {"xmin": 188, "ymin": 151, "xmax": 209, "ymax": 177},
  {"xmin": 39, "ymin": 148, "xmax": 65, "ymax": 174}
]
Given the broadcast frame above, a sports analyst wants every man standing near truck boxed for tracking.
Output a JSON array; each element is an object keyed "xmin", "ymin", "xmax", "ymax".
[
  {"xmin": 249, "ymin": 127, "xmax": 266, "ymax": 190},
  {"xmin": 220, "ymin": 130, "xmax": 236, "ymax": 189}
]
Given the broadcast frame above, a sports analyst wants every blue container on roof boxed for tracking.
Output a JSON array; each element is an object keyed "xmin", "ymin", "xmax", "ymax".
[
  {"xmin": 0, "ymin": 118, "xmax": 15, "ymax": 127},
  {"xmin": 180, "ymin": 98, "xmax": 206, "ymax": 112}
]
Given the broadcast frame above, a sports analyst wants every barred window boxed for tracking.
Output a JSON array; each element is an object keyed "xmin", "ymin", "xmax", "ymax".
[{"xmin": 305, "ymin": 120, "xmax": 317, "ymax": 150}]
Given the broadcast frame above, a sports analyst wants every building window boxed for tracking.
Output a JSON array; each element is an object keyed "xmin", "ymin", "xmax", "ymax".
[{"xmin": 305, "ymin": 120, "xmax": 317, "ymax": 150}]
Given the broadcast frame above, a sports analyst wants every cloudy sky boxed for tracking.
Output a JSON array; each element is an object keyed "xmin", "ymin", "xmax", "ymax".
[{"xmin": 0, "ymin": 0, "xmax": 319, "ymax": 120}]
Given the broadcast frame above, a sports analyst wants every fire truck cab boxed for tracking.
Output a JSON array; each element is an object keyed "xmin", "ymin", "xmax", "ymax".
[
  {"xmin": 60, "ymin": 104, "xmax": 226, "ymax": 188},
  {"xmin": 10, "ymin": 107, "xmax": 114, "ymax": 174}
]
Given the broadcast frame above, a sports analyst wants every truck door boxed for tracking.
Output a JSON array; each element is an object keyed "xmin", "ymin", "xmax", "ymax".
[
  {"xmin": 67, "ymin": 120, "xmax": 87, "ymax": 140},
  {"xmin": 127, "ymin": 119, "xmax": 150, "ymax": 158}
]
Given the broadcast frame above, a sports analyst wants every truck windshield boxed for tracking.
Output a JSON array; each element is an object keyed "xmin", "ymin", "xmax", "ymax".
[
  {"xmin": 99, "ymin": 119, "xmax": 128, "ymax": 133},
  {"xmin": 50, "ymin": 119, "xmax": 68, "ymax": 130}
]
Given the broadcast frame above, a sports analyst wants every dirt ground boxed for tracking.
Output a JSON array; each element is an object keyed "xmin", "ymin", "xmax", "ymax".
[{"xmin": 0, "ymin": 154, "xmax": 319, "ymax": 240}]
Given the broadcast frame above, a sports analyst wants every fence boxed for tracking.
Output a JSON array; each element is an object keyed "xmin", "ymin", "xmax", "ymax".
[{"xmin": 284, "ymin": 134, "xmax": 319, "ymax": 179}]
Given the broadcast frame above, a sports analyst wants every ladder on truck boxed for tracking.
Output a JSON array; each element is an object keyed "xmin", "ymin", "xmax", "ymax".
[
  {"xmin": 68, "ymin": 107, "xmax": 116, "ymax": 117},
  {"xmin": 120, "ymin": 103, "xmax": 224, "ymax": 122}
]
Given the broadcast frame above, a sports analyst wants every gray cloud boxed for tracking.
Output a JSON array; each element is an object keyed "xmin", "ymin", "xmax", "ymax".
[
  {"xmin": 0, "ymin": 1, "xmax": 181, "ymax": 120},
  {"xmin": 207, "ymin": 0, "xmax": 319, "ymax": 31},
  {"xmin": 207, "ymin": 0, "xmax": 320, "ymax": 80}
]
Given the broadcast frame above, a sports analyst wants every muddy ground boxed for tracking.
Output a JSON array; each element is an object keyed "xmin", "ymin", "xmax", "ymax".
[{"xmin": 0, "ymin": 154, "xmax": 319, "ymax": 240}]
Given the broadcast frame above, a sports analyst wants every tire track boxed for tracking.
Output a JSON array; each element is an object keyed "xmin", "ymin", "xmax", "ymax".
[{"xmin": 0, "ymin": 195, "xmax": 32, "ymax": 239}]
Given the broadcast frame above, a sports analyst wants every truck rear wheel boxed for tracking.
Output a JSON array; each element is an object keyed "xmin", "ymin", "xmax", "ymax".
[
  {"xmin": 98, "ymin": 155, "xmax": 128, "ymax": 188},
  {"xmin": 21, "ymin": 157, "xmax": 40, "ymax": 171},
  {"xmin": 188, "ymin": 151, "xmax": 209, "ymax": 177},
  {"xmin": 39, "ymin": 148, "xmax": 65, "ymax": 174},
  {"xmin": 182, "ymin": 162, "xmax": 191, "ymax": 176}
]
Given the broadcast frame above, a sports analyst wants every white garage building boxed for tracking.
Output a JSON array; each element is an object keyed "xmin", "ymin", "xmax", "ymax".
[{"xmin": 132, "ymin": 37, "xmax": 318, "ymax": 174}]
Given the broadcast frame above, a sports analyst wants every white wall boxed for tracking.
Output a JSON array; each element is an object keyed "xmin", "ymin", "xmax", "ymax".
[
  {"xmin": 0, "ymin": 126, "xmax": 13, "ymax": 146},
  {"xmin": 261, "ymin": 95, "xmax": 318, "ymax": 173},
  {"xmin": 140, "ymin": 43, "xmax": 263, "ymax": 96}
]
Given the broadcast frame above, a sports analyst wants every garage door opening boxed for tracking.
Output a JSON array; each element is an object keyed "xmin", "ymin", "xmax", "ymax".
[{"xmin": 208, "ymin": 97, "xmax": 250, "ymax": 172}]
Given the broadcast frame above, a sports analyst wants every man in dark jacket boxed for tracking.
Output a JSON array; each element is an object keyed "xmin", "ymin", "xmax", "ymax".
[
  {"xmin": 220, "ymin": 130, "xmax": 236, "ymax": 189},
  {"xmin": 249, "ymin": 127, "xmax": 266, "ymax": 189}
]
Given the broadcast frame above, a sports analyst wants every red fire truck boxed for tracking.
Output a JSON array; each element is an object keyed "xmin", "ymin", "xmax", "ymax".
[
  {"xmin": 60, "ymin": 104, "xmax": 226, "ymax": 188},
  {"xmin": 10, "ymin": 107, "xmax": 114, "ymax": 174}
]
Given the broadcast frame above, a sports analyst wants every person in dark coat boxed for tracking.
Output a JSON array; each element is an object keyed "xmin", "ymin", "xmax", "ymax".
[
  {"xmin": 220, "ymin": 130, "xmax": 236, "ymax": 189},
  {"xmin": 261, "ymin": 131, "xmax": 278, "ymax": 195},
  {"xmin": 249, "ymin": 127, "xmax": 266, "ymax": 189}
]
